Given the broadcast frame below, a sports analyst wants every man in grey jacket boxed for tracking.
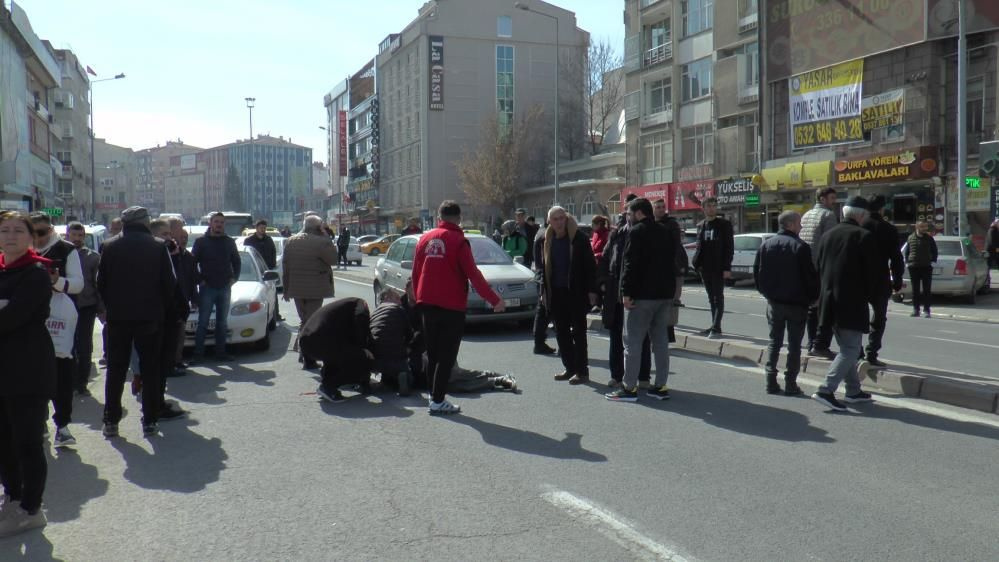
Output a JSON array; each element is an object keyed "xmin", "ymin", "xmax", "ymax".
[
  {"xmin": 66, "ymin": 222, "xmax": 102, "ymax": 397},
  {"xmin": 799, "ymin": 187, "xmax": 838, "ymax": 359}
]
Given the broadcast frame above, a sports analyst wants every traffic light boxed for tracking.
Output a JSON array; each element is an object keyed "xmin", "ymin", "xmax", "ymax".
[{"xmin": 980, "ymin": 141, "xmax": 999, "ymax": 178}]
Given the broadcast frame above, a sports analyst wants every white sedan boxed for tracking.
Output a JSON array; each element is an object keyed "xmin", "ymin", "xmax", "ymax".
[{"xmin": 184, "ymin": 247, "xmax": 279, "ymax": 351}]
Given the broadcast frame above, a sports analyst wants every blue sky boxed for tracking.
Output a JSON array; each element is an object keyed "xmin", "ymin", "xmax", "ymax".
[{"xmin": 19, "ymin": 0, "xmax": 624, "ymax": 159}]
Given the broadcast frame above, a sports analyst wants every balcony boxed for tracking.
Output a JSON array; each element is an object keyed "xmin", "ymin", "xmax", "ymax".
[
  {"xmin": 640, "ymin": 103, "xmax": 673, "ymax": 129},
  {"xmin": 643, "ymin": 41, "xmax": 672, "ymax": 68},
  {"xmin": 640, "ymin": 0, "xmax": 664, "ymax": 7},
  {"xmin": 59, "ymin": 164, "xmax": 73, "ymax": 179},
  {"xmin": 738, "ymin": 12, "xmax": 758, "ymax": 34}
]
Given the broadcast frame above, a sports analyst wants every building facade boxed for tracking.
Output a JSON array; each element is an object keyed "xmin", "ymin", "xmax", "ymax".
[
  {"xmin": 0, "ymin": 2, "xmax": 61, "ymax": 214},
  {"xmin": 135, "ymin": 140, "xmax": 203, "ymax": 217},
  {"xmin": 761, "ymin": 0, "xmax": 999, "ymax": 243},
  {"xmin": 622, "ymin": 0, "xmax": 763, "ymax": 231},
  {"xmin": 374, "ymin": 0, "xmax": 588, "ymax": 232},
  {"xmin": 45, "ymin": 43, "xmax": 93, "ymax": 221},
  {"xmin": 92, "ymin": 138, "xmax": 137, "ymax": 225},
  {"xmin": 222, "ymin": 135, "xmax": 313, "ymax": 220}
]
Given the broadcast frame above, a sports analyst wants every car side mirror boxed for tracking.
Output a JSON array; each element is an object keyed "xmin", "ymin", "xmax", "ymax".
[
  {"xmin": 514, "ymin": 256, "xmax": 525, "ymax": 265},
  {"xmin": 400, "ymin": 260, "xmax": 414, "ymax": 270},
  {"xmin": 263, "ymin": 270, "xmax": 279, "ymax": 281}
]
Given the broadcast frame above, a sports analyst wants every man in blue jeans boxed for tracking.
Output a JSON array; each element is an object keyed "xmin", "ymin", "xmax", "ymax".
[{"xmin": 192, "ymin": 212, "xmax": 241, "ymax": 362}]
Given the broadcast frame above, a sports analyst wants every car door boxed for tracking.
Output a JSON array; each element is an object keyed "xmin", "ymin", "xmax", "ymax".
[
  {"xmin": 380, "ymin": 239, "xmax": 406, "ymax": 295},
  {"xmin": 247, "ymin": 249, "xmax": 276, "ymax": 318}
]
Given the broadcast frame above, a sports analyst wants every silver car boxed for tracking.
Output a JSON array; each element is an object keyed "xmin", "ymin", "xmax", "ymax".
[
  {"xmin": 373, "ymin": 234, "xmax": 539, "ymax": 324},
  {"xmin": 895, "ymin": 236, "xmax": 991, "ymax": 304},
  {"xmin": 730, "ymin": 233, "xmax": 777, "ymax": 283}
]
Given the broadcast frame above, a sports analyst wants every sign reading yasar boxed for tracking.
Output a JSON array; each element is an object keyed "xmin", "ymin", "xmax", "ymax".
[
  {"xmin": 789, "ymin": 60, "xmax": 865, "ymax": 150},
  {"xmin": 429, "ymin": 36, "xmax": 444, "ymax": 111},
  {"xmin": 833, "ymin": 147, "xmax": 938, "ymax": 185}
]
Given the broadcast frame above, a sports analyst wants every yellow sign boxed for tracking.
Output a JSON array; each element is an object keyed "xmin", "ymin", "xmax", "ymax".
[
  {"xmin": 861, "ymin": 89, "xmax": 904, "ymax": 132},
  {"xmin": 789, "ymin": 60, "xmax": 865, "ymax": 150},
  {"xmin": 793, "ymin": 117, "xmax": 865, "ymax": 150}
]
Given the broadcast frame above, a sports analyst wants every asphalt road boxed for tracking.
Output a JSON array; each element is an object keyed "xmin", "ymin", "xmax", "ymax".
[
  {"xmin": 18, "ymin": 277, "xmax": 999, "ymax": 561},
  {"xmin": 675, "ymin": 280, "xmax": 999, "ymax": 382}
]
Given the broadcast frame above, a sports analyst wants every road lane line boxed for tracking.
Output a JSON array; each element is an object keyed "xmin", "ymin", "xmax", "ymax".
[
  {"xmin": 334, "ymin": 276, "xmax": 372, "ymax": 288},
  {"xmin": 541, "ymin": 489, "xmax": 688, "ymax": 561},
  {"xmin": 913, "ymin": 336, "xmax": 999, "ymax": 350}
]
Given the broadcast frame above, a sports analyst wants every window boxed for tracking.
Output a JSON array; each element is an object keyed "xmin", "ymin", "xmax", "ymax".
[
  {"xmin": 968, "ymin": 76, "xmax": 985, "ymax": 138},
  {"xmin": 681, "ymin": 58, "xmax": 712, "ymax": 102},
  {"xmin": 563, "ymin": 199, "xmax": 576, "ymax": 219},
  {"xmin": 581, "ymin": 193, "xmax": 597, "ymax": 217},
  {"xmin": 641, "ymin": 132, "xmax": 673, "ymax": 185},
  {"xmin": 648, "ymin": 77, "xmax": 672, "ymax": 114},
  {"xmin": 606, "ymin": 194, "xmax": 621, "ymax": 217},
  {"xmin": 742, "ymin": 42, "xmax": 759, "ymax": 88},
  {"xmin": 739, "ymin": 0, "xmax": 758, "ymax": 18},
  {"xmin": 644, "ymin": 19, "xmax": 672, "ymax": 66},
  {"xmin": 647, "ymin": 20, "xmax": 670, "ymax": 51},
  {"xmin": 682, "ymin": 0, "xmax": 713, "ymax": 36},
  {"xmin": 496, "ymin": 45, "xmax": 515, "ymax": 129},
  {"xmin": 681, "ymin": 124, "xmax": 714, "ymax": 166},
  {"xmin": 497, "ymin": 15, "xmax": 512, "ymax": 38}
]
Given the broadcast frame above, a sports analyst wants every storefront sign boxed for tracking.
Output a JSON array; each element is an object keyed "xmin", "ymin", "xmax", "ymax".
[
  {"xmin": 677, "ymin": 165, "xmax": 713, "ymax": 182},
  {"xmin": 42, "ymin": 207, "xmax": 63, "ymax": 217},
  {"xmin": 790, "ymin": 60, "xmax": 864, "ymax": 150},
  {"xmin": 338, "ymin": 111, "xmax": 348, "ymax": 176},
  {"xmin": 965, "ymin": 176, "xmax": 982, "ymax": 190},
  {"xmin": 429, "ymin": 36, "xmax": 444, "ymax": 111},
  {"xmin": 669, "ymin": 180, "xmax": 715, "ymax": 212},
  {"xmin": 716, "ymin": 178, "xmax": 760, "ymax": 206},
  {"xmin": 620, "ymin": 184, "xmax": 668, "ymax": 203},
  {"xmin": 946, "ymin": 176, "xmax": 990, "ymax": 212},
  {"xmin": 990, "ymin": 181, "xmax": 999, "ymax": 221},
  {"xmin": 861, "ymin": 89, "xmax": 904, "ymax": 131},
  {"xmin": 833, "ymin": 147, "xmax": 938, "ymax": 185}
]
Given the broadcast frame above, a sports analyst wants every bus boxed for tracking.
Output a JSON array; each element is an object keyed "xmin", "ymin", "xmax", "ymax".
[{"xmin": 199, "ymin": 211, "xmax": 254, "ymax": 237}]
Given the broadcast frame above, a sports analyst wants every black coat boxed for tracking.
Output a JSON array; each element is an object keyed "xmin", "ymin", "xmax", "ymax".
[
  {"xmin": 171, "ymin": 249, "xmax": 198, "ymax": 318},
  {"xmin": 98, "ymin": 223, "xmax": 177, "ymax": 325},
  {"xmin": 657, "ymin": 215, "xmax": 689, "ymax": 275},
  {"xmin": 620, "ymin": 217, "xmax": 677, "ymax": 301},
  {"xmin": 862, "ymin": 212, "xmax": 905, "ymax": 295},
  {"xmin": 692, "ymin": 217, "xmax": 734, "ymax": 273},
  {"xmin": 815, "ymin": 219, "xmax": 882, "ymax": 333},
  {"xmin": 299, "ymin": 297, "xmax": 372, "ymax": 383},
  {"xmin": 243, "ymin": 234, "xmax": 277, "ymax": 269},
  {"xmin": 754, "ymin": 230, "xmax": 819, "ymax": 307},
  {"xmin": 369, "ymin": 301, "xmax": 413, "ymax": 365},
  {"xmin": 538, "ymin": 221, "xmax": 596, "ymax": 308},
  {"xmin": 599, "ymin": 214, "xmax": 628, "ymax": 328},
  {"xmin": 0, "ymin": 261, "xmax": 57, "ymax": 397}
]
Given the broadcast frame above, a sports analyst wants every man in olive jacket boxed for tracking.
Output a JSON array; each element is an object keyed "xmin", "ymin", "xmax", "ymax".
[
  {"xmin": 282, "ymin": 215, "xmax": 338, "ymax": 368},
  {"xmin": 812, "ymin": 197, "xmax": 881, "ymax": 412}
]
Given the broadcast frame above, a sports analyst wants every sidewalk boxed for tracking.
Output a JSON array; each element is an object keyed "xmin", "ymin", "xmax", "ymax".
[{"xmin": 585, "ymin": 314, "xmax": 999, "ymax": 415}]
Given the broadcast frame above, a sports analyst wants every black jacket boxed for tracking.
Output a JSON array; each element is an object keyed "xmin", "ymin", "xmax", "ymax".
[
  {"xmin": 243, "ymin": 233, "xmax": 277, "ymax": 269},
  {"xmin": 620, "ymin": 217, "xmax": 677, "ymax": 301},
  {"xmin": 986, "ymin": 225, "xmax": 999, "ymax": 260},
  {"xmin": 299, "ymin": 297, "xmax": 372, "ymax": 384},
  {"xmin": 98, "ymin": 222, "xmax": 177, "ymax": 325},
  {"xmin": 369, "ymin": 301, "xmax": 414, "ymax": 365},
  {"xmin": 171, "ymin": 249, "xmax": 198, "ymax": 318},
  {"xmin": 754, "ymin": 230, "xmax": 819, "ymax": 307},
  {"xmin": 692, "ymin": 217, "xmax": 734, "ymax": 273},
  {"xmin": 862, "ymin": 212, "xmax": 905, "ymax": 294},
  {"xmin": 0, "ymin": 261, "xmax": 57, "ymax": 397},
  {"xmin": 815, "ymin": 219, "xmax": 881, "ymax": 332},
  {"xmin": 193, "ymin": 233, "xmax": 241, "ymax": 289},
  {"xmin": 538, "ymin": 220, "xmax": 597, "ymax": 308},
  {"xmin": 657, "ymin": 215, "xmax": 689, "ymax": 275}
]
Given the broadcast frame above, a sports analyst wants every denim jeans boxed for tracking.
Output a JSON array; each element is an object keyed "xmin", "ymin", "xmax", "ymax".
[
  {"xmin": 765, "ymin": 302, "xmax": 807, "ymax": 379},
  {"xmin": 622, "ymin": 299, "xmax": 672, "ymax": 389},
  {"xmin": 818, "ymin": 328, "xmax": 864, "ymax": 396},
  {"xmin": 195, "ymin": 284, "xmax": 231, "ymax": 355}
]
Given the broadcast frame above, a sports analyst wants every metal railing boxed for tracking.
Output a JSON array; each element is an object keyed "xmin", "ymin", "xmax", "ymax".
[{"xmin": 644, "ymin": 41, "xmax": 673, "ymax": 67}]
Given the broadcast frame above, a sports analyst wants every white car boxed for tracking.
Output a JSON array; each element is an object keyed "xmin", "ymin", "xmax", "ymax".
[
  {"xmin": 730, "ymin": 233, "xmax": 776, "ymax": 284},
  {"xmin": 894, "ymin": 236, "xmax": 992, "ymax": 304},
  {"xmin": 184, "ymin": 247, "xmax": 279, "ymax": 351},
  {"xmin": 333, "ymin": 236, "xmax": 364, "ymax": 265},
  {"xmin": 237, "ymin": 235, "xmax": 286, "ymax": 290},
  {"xmin": 184, "ymin": 225, "xmax": 208, "ymax": 250}
]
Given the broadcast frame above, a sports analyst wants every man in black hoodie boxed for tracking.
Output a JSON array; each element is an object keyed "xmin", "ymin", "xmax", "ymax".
[
  {"xmin": 692, "ymin": 197, "xmax": 734, "ymax": 338},
  {"xmin": 861, "ymin": 196, "xmax": 904, "ymax": 367},
  {"xmin": 191, "ymin": 212, "xmax": 241, "ymax": 362}
]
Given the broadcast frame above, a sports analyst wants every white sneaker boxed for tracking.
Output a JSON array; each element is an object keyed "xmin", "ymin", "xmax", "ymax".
[
  {"xmin": 0, "ymin": 495, "xmax": 20, "ymax": 521},
  {"xmin": 428, "ymin": 400, "xmax": 461, "ymax": 415},
  {"xmin": 53, "ymin": 426, "xmax": 76, "ymax": 448},
  {"xmin": 0, "ymin": 507, "xmax": 46, "ymax": 537}
]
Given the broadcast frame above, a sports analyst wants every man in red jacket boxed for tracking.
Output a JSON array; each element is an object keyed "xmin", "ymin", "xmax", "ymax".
[{"xmin": 412, "ymin": 200, "xmax": 505, "ymax": 415}]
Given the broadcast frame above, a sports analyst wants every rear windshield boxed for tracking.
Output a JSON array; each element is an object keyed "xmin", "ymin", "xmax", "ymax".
[
  {"xmin": 935, "ymin": 241, "xmax": 963, "ymax": 256},
  {"xmin": 734, "ymin": 237, "xmax": 763, "ymax": 251}
]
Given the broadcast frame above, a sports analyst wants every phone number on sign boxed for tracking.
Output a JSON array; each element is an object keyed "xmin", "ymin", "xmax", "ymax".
[{"xmin": 792, "ymin": 116, "xmax": 864, "ymax": 149}]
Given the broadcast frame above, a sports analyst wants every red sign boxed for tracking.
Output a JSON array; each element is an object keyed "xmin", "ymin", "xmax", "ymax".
[
  {"xmin": 620, "ymin": 184, "xmax": 668, "ymax": 203},
  {"xmin": 669, "ymin": 180, "xmax": 715, "ymax": 212},
  {"xmin": 338, "ymin": 111, "xmax": 348, "ymax": 177},
  {"xmin": 95, "ymin": 203, "xmax": 125, "ymax": 211}
]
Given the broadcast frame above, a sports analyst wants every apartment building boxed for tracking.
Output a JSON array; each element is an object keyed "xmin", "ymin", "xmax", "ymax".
[
  {"xmin": 0, "ymin": 2, "xmax": 61, "ymax": 213},
  {"xmin": 93, "ymin": 138, "xmax": 137, "ymax": 225},
  {"xmin": 135, "ymin": 140, "xmax": 203, "ymax": 217},
  {"xmin": 760, "ymin": 0, "xmax": 999, "ymax": 240},
  {"xmin": 45, "ymin": 43, "xmax": 93, "ymax": 221},
  {"xmin": 622, "ymin": 0, "xmax": 762, "ymax": 231},
  {"xmin": 374, "ymin": 0, "xmax": 587, "ymax": 232}
]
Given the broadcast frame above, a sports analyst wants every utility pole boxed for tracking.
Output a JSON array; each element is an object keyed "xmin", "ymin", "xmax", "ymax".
[
  {"xmin": 956, "ymin": 0, "xmax": 967, "ymax": 237},
  {"xmin": 245, "ymin": 97, "xmax": 255, "ymax": 214}
]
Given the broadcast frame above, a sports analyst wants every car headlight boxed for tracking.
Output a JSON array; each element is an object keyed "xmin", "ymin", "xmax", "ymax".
[{"xmin": 231, "ymin": 301, "xmax": 264, "ymax": 316}]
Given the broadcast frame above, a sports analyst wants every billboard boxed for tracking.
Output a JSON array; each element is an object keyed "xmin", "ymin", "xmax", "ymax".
[
  {"xmin": 766, "ymin": 0, "xmax": 924, "ymax": 81},
  {"xmin": 789, "ymin": 60, "xmax": 864, "ymax": 150},
  {"xmin": 429, "ymin": 36, "xmax": 444, "ymax": 111},
  {"xmin": 669, "ymin": 180, "xmax": 715, "ymax": 212},
  {"xmin": 338, "ymin": 111, "xmax": 347, "ymax": 176},
  {"xmin": 861, "ymin": 89, "xmax": 904, "ymax": 132}
]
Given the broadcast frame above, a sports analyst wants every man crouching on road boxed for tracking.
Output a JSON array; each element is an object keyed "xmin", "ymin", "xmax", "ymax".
[
  {"xmin": 412, "ymin": 200, "xmax": 504, "ymax": 415},
  {"xmin": 300, "ymin": 297, "xmax": 374, "ymax": 403}
]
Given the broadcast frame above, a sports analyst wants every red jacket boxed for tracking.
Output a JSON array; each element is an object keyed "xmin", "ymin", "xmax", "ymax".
[
  {"xmin": 590, "ymin": 228, "xmax": 610, "ymax": 263},
  {"xmin": 412, "ymin": 221, "xmax": 501, "ymax": 312}
]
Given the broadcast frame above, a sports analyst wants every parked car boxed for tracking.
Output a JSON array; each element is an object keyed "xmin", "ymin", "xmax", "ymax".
[
  {"xmin": 184, "ymin": 247, "xmax": 279, "ymax": 351},
  {"xmin": 333, "ymin": 236, "xmax": 364, "ymax": 265},
  {"xmin": 729, "ymin": 233, "xmax": 777, "ymax": 284},
  {"xmin": 894, "ymin": 236, "xmax": 991, "ymax": 304},
  {"xmin": 373, "ymin": 234, "xmax": 538, "ymax": 324},
  {"xmin": 183, "ymin": 225, "xmax": 209, "ymax": 250},
  {"xmin": 361, "ymin": 234, "xmax": 400, "ymax": 256},
  {"xmin": 83, "ymin": 224, "xmax": 108, "ymax": 252},
  {"xmin": 682, "ymin": 228, "xmax": 699, "ymax": 280},
  {"xmin": 236, "ymin": 235, "xmax": 286, "ymax": 290}
]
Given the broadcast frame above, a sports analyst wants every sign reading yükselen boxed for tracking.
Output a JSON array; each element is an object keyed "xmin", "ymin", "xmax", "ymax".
[
  {"xmin": 789, "ymin": 60, "xmax": 864, "ymax": 150},
  {"xmin": 833, "ymin": 147, "xmax": 938, "ymax": 185},
  {"xmin": 429, "ymin": 36, "xmax": 444, "ymax": 111},
  {"xmin": 861, "ymin": 89, "xmax": 904, "ymax": 132}
]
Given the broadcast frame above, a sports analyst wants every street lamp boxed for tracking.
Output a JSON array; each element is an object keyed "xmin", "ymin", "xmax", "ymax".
[
  {"xmin": 515, "ymin": 2, "xmax": 559, "ymax": 206},
  {"xmin": 89, "ymin": 72, "xmax": 125, "ymax": 221},
  {"xmin": 245, "ymin": 97, "xmax": 255, "ymax": 214}
]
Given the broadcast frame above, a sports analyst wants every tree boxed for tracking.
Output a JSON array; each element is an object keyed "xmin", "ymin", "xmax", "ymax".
[
  {"xmin": 563, "ymin": 37, "xmax": 625, "ymax": 156},
  {"xmin": 457, "ymin": 105, "xmax": 549, "ymax": 215},
  {"xmin": 224, "ymin": 164, "xmax": 246, "ymax": 213}
]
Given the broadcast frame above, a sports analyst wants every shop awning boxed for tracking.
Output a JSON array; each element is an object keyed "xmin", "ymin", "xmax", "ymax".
[{"xmin": 761, "ymin": 163, "xmax": 802, "ymax": 191}]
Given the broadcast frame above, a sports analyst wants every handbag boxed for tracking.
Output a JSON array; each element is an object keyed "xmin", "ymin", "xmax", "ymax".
[{"xmin": 47, "ymin": 292, "xmax": 79, "ymax": 359}]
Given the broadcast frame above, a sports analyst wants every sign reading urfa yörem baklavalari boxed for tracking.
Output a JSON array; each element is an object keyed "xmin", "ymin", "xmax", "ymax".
[{"xmin": 833, "ymin": 147, "xmax": 938, "ymax": 185}]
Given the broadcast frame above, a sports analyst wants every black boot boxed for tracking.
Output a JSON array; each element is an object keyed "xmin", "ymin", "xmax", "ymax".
[
  {"xmin": 766, "ymin": 373, "xmax": 782, "ymax": 394},
  {"xmin": 784, "ymin": 376, "xmax": 804, "ymax": 396}
]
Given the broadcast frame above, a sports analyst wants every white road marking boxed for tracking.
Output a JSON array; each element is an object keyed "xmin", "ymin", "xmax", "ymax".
[
  {"xmin": 937, "ymin": 330, "xmax": 959, "ymax": 334},
  {"xmin": 541, "ymin": 489, "xmax": 688, "ymax": 561},
  {"xmin": 334, "ymin": 276, "xmax": 372, "ymax": 288},
  {"xmin": 913, "ymin": 335, "xmax": 999, "ymax": 350}
]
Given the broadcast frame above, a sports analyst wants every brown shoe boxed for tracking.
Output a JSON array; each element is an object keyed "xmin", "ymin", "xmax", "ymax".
[
  {"xmin": 568, "ymin": 374, "xmax": 589, "ymax": 385},
  {"xmin": 553, "ymin": 371, "xmax": 573, "ymax": 381}
]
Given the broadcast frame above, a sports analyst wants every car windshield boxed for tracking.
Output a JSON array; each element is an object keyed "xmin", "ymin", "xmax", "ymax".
[
  {"xmin": 735, "ymin": 237, "xmax": 762, "ymax": 251},
  {"xmin": 470, "ymin": 238, "xmax": 512, "ymax": 265},
  {"xmin": 239, "ymin": 254, "xmax": 258, "ymax": 280}
]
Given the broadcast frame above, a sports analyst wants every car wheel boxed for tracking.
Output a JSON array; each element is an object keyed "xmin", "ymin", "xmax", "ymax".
[
  {"xmin": 267, "ymin": 304, "xmax": 277, "ymax": 331},
  {"xmin": 965, "ymin": 288, "xmax": 977, "ymax": 304},
  {"xmin": 253, "ymin": 330, "xmax": 271, "ymax": 351},
  {"xmin": 977, "ymin": 273, "xmax": 991, "ymax": 295},
  {"xmin": 369, "ymin": 248, "xmax": 380, "ymax": 256},
  {"xmin": 373, "ymin": 281, "xmax": 383, "ymax": 301}
]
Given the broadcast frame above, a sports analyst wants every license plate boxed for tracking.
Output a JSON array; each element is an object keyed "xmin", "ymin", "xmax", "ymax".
[
  {"xmin": 486, "ymin": 298, "xmax": 520, "ymax": 308},
  {"xmin": 733, "ymin": 266, "xmax": 751, "ymax": 272},
  {"xmin": 186, "ymin": 319, "xmax": 215, "ymax": 332}
]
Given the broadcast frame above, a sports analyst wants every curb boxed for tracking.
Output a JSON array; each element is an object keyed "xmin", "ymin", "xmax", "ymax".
[{"xmin": 586, "ymin": 315, "xmax": 999, "ymax": 415}]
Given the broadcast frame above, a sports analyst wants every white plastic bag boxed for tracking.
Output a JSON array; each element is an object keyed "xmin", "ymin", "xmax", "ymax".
[{"xmin": 47, "ymin": 292, "xmax": 78, "ymax": 359}]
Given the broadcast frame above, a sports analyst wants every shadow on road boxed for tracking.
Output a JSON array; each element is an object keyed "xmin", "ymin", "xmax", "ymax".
[
  {"xmin": 0, "ymin": 532, "xmax": 59, "ymax": 561},
  {"xmin": 847, "ymin": 401, "xmax": 999, "ymax": 441},
  {"xmin": 110, "ymin": 419, "xmax": 227, "ymax": 493},
  {"xmin": 443, "ymin": 416, "xmax": 607, "ymax": 462},
  {"xmin": 318, "ymin": 394, "xmax": 415, "ymax": 419},
  {"xmin": 168, "ymin": 364, "xmax": 278, "ymax": 406},
  {"xmin": 43, "ymin": 448, "xmax": 110, "ymax": 524}
]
